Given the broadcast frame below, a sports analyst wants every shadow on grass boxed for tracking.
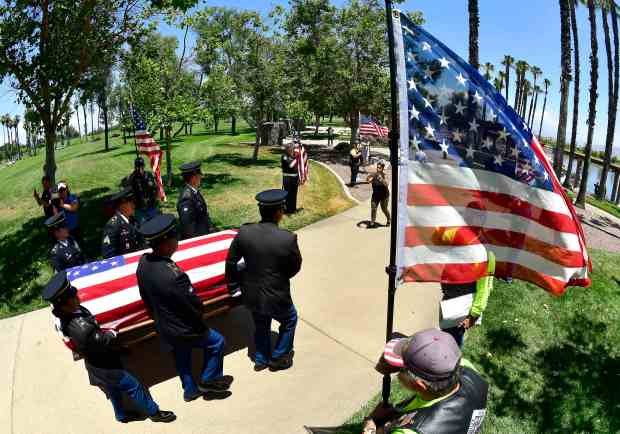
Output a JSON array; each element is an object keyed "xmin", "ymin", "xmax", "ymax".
[
  {"xmin": 78, "ymin": 187, "xmax": 113, "ymax": 260},
  {"xmin": 166, "ymin": 172, "xmax": 242, "ymax": 192},
  {"xmin": 473, "ymin": 315, "xmax": 620, "ymax": 433},
  {"xmin": 73, "ymin": 147, "xmax": 121, "ymax": 158},
  {"xmin": 204, "ymin": 153, "xmax": 278, "ymax": 168}
]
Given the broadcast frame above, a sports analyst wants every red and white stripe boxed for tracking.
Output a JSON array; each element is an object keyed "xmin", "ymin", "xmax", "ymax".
[
  {"xmin": 360, "ymin": 121, "xmax": 389, "ymax": 138},
  {"xmin": 399, "ymin": 160, "xmax": 590, "ymax": 295},
  {"xmin": 296, "ymin": 144, "xmax": 309, "ymax": 184},
  {"xmin": 136, "ymin": 129, "xmax": 166, "ymax": 201},
  {"xmin": 71, "ymin": 230, "xmax": 237, "ymax": 330}
]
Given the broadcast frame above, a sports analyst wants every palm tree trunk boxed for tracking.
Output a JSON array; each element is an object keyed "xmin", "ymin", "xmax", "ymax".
[
  {"xmin": 530, "ymin": 91, "xmax": 539, "ymax": 130},
  {"xmin": 576, "ymin": 0, "xmax": 599, "ymax": 209},
  {"xmin": 598, "ymin": 4, "xmax": 619, "ymax": 200},
  {"xmin": 514, "ymin": 72, "xmax": 521, "ymax": 110},
  {"xmin": 76, "ymin": 108, "xmax": 81, "ymax": 141},
  {"xmin": 82, "ymin": 104, "xmax": 88, "ymax": 136},
  {"xmin": 539, "ymin": 86, "xmax": 549, "ymax": 137},
  {"xmin": 555, "ymin": 0, "xmax": 572, "ymax": 176},
  {"xmin": 468, "ymin": 0, "xmax": 480, "ymax": 69},
  {"xmin": 564, "ymin": 0, "xmax": 581, "ymax": 189},
  {"xmin": 505, "ymin": 64, "xmax": 510, "ymax": 102}
]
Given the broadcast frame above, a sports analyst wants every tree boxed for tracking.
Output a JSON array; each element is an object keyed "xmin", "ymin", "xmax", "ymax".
[
  {"xmin": 597, "ymin": 0, "xmax": 619, "ymax": 200},
  {"xmin": 482, "ymin": 62, "xmax": 494, "ymax": 80},
  {"xmin": 538, "ymin": 78, "xmax": 551, "ymax": 137},
  {"xmin": 555, "ymin": 0, "xmax": 573, "ymax": 176},
  {"xmin": 201, "ymin": 65, "xmax": 237, "ymax": 133},
  {"xmin": 13, "ymin": 115, "xmax": 21, "ymax": 160},
  {"xmin": 564, "ymin": 0, "xmax": 581, "ymax": 188},
  {"xmin": 527, "ymin": 65, "xmax": 542, "ymax": 125},
  {"xmin": 468, "ymin": 0, "xmax": 480, "ymax": 69},
  {"xmin": 502, "ymin": 55, "xmax": 514, "ymax": 102},
  {"xmin": 529, "ymin": 85, "xmax": 542, "ymax": 130},
  {"xmin": 576, "ymin": 0, "xmax": 599, "ymax": 208},
  {"xmin": 495, "ymin": 70, "xmax": 506, "ymax": 93}
]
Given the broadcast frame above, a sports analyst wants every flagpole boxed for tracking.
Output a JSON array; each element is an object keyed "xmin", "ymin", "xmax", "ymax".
[{"xmin": 382, "ymin": 0, "xmax": 400, "ymax": 406}]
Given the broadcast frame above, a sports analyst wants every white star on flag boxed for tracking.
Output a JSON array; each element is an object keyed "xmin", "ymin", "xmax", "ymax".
[
  {"xmin": 439, "ymin": 139, "xmax": 450, "ymax": 154},
  {"xmin": 439, "ymin": 57, "xmax": 451, "ymax": 69},
  {"xmin": 407, "ymin": 52, "xmax": 417, "ymax": 63},
  {"xmin": 423, "ymin": 66, "xmax": 434, "ymax": 79},
  {"xmin": 452, "ymin": 128, "xmax": 464, "ymax": 142},
  {"xmin": 421, "ymin": 41, "xmax": 432, "ymax": 51},
  {"xmin": 511, "ymin": 146, "xmax": 520, "ymax": 158},
  {"xmin": 466, "ymin": 146, "xmax": 475, "ymax": 158},
  {"xmin": 456, "ymin": 73, "xmax": 468, "ymax": 87},
  {"xmin": 469, "ymin": 118, "xmax": 480, "ymax": 133},
  {"xmin": 473, "ymin": 91, "xmax": 483, "ymax": 105},
  {"xmin": 494, "ymin": 154, "xmax": 504, "ymax": 165},
  {"xmin": 410, "ymin": 106, "xmax": 420, "ymax": 120},
  {"xmin": 497, "ymin": 127, "xmax": 510, "ymax": 141},
  {"xmin": 425, "ymin": 123, "xmax": 436, "ymax": 139},
  {"xmin": 410, "ymin": 135, "xmax": 421, "ymax": 150},
  {"xmin": 482, "ymin": 136, "xmax": 494, "ymax": 149},
  {"xmin": 439, "ymin": 111, "xmax": 449, "ymax": 125},
  {"xmin": 454, "ymin": 101, "xmax": 466, "ymax": 115},
  {"xmin": 422, "ymin": 96, "xmax": 433, "ymax": 109},
  {"xmin": 408, "ymin": 78, "xmax": 417, "ymax": 91}
]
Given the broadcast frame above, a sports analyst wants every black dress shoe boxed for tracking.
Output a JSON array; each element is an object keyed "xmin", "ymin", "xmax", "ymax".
[
  {"xmin": 198, "ymin": 375, "xmax": 234, "ymax": 393},
  {"xmin": 149, "ymin": 410, "xmax": 176, "ymax": 423},
  {"xmin": 183, "ymin": 390, "xmax": 203, "ymax": 402},
  {"xmin": 254, "ymin": 363, "xmax": 268, "ymax": 372},
  {"xmin": 269, "ymin": 354, "xmax": 294, "ymax": 371}
]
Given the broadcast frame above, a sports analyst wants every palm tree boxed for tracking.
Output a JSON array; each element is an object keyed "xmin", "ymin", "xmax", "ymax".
[
  {"xmin": 468, "ymin": 0, "xmax": 480, "ymax": 69},
  {"xmin": 494, "ymin": 71, "xmax": 506, "ymax": 93},
  {"xmin": 1, "ymin": 115, "xmax": 8, "ymax": 161},
  {"xmin": 528, "ymin": 65, "xmax": 543, "ymax": 123},
  {"xmin": 597, "ymin": 0, "xmax": 619, "ymax": 200},
  {"xmin": 74, "ymin": 100, "xmax": 81, "ymax": 140},
  {"xmin": 564, "ymin": 0, "xmax": 582, "ymax": 189},
  {"xmin": 529, "ymin": 85, "xmax": 542, "ymax": 129},
  {"xmin": 520, "ymin": 79, "xmax": 531, "ymax": 118},
  {"xmin": 555, "ymin": 0, "xmax": 572, "ymax": 175},
  {"xmin": 502, "ymin": 55, "xmax": 515, "ymax": 102},
  {"xmin": 482, "ymin": 62, "xmax": 494, "ymax": 80},
  {"xmin": 539, "ymin": 78, "xmax": 551, "ymax": 137},
  {"xmin": 576, "ymin": 0, "xmax": 599, "ymax": 208},
  {"xmin": 13, "ymin": 115, "xmax": 21, "ymax": 160}
]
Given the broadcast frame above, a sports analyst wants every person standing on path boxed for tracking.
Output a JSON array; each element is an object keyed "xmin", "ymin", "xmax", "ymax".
[
  {"xmin": 225, "ymin": 189, "xmax": 303, "ymax": 372},
  {"xmin": 43, "ymin": 271, "xmax": 176, "ymax": 424},
  {"xmin": 177, "ymin": 161, "xmax": 216, "ymax": 239},
  {"xmin": 367, "ymin": 161, "xmax": 391, "ymax": 228},
  {"xmin": 327, "ymin": 126, "xmax": 334, "ymax": 146},
  {"xmin": 45, "ymin": 213, "xmax": 86, "ymax": 272},
  {"xmin": 281, "ymin": 144, "xmax": 299, "ymax": 213},
  {"xmin": 101, "ymin": 188, "xmax": 145, "ymax": 259},
  {"xmin": 349, "ymin": 143, "xmax": 363, "ymax": 186},
  {"xmin": 137, "ymin": 214, "xmax": 232, "ymax": 402}
]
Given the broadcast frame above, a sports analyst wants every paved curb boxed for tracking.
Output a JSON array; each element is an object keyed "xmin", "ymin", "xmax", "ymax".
[{"xmin": 311, "ymin": 159, "xmax": 361, "ymax": 205}]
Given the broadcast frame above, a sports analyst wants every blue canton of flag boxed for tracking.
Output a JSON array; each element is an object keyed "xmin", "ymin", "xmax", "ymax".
[
  {"xmin": 66, "ymin": 257, "xmax": 126, "ymax": 280},
  {"xmin": 400, "ymin": 20, "xmax": 552, "ymax": 190}
]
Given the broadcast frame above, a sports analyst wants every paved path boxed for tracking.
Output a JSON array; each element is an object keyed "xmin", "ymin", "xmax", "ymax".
[{"xmin": 1, "ymin": 202, "xmax": 440, "ymax": 434}]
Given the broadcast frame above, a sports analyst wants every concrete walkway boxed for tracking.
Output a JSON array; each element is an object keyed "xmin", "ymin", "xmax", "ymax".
[{"xmin": 1, "ymin": 202, "xmax": 440, "ymax": 434}]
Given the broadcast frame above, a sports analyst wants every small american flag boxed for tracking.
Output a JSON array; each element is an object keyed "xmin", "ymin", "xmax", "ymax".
[
  {"xmin": 360, "ymin": 113, "xmax": 389, "ymax": 138},
  {"xmin": 131, "ymin": 108, "xmax": 166, "ymax": 201},
  {"xmin": 296, "ymin": 143, "xmax": 309, "ymax": 184},
  {"xmin": 391, "ymin": 13, "xmax": 590, "ymax": 295},
  {"xmin": 63, "ymin": 230, "xmax": 237, "ymax": 332}
]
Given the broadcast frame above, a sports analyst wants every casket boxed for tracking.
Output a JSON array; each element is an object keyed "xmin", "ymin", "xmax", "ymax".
[{"xmin": 63, "ymin": 230, "xmax": 240, "ymax": 348}]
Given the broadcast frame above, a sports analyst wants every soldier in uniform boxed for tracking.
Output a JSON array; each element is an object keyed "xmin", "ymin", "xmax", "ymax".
[
  {"xmin": 281, "ymin": 145, "xmax": 299, "ymax": 214},
  {"xmin": 101, "ymin": 188, "xmax": 145, "ymax": 259},
  {"xmin": 45, "ymin": 213, "xmax": 86, "ymax": 272},
  {"xmin": 177, "ymin": 161, "xmax": 215, "ymax": 239},
  {"xmin": 225, "ymin": 189, "xmax": 302, "ymax": 372},
  {"xmin": 42, "ymin": 271, "xmax": 176, "ymax": 424},
  {"xmin": 123, "ymin": 157, "xmax": 159, "ymax": 224},
  {"xmin": 137, "ymin": 214, "xmax": 232, "ymax": 402}
]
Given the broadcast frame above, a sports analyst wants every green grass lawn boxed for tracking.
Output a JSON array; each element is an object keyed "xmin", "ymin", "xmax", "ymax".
[
  {"xmin": 564, "ymin": 189, "xmax": 620, "ymax": 220},
  {"xmin": 337, "ymin": 249, "xmax": 620, "ymax": 434},
  {"xmin": 0, "ymin": 121, "xmax": 355, "ymax": 319}
]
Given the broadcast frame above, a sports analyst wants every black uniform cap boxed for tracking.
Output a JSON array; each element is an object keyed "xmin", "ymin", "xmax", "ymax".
[
  {"xmin": 139, "ymin": 213, "xmax": 177, "ymax": 242},
  {"xmin": 179, "ymin": 161, "xmax": 203, "ymax": 176},
  {"xmin": 44, "ymin": 213, "xmax": 67, "ymax": 229},
  {"xmin": 255, "ymin": 189, "xmax": 288, "ymax": 207},
  {"xmin": 42, "ymin": 271, "xmax": 77, "ymax": 303},
  {"xmin": 135, "ymin": 157, "xmax": 145, "ymax": 168},
  {"xmin": 110, "ymin": 187, "xmax": 135, "ymax": 203}
]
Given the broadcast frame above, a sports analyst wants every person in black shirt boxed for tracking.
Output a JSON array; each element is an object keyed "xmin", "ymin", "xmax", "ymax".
[
  {"xmin": 123, "ymin": 157, "xmax": 159, "ymax": 224},
  {"xmin": 349, "ymin": 143, "xmax": 362, "ymax": 186},
  {"xmin": 137, "ymin": 214, "xmax": 232, "ymax": 402},
  {"xmin": 281, "ymin": 144, "xmax": 299, "ymax": 214},
  {"xmin": 42, "ymin": 271, "xmax": 175, "ymax": 424},
  {"xmin": 366, "ymin": 161, "xmax": 391, "ymax": 228},
  {"xmin": 45, "ymin": 213, "xmax": 86, "ymax": 272},
  {"xmin": 33, "ymin": 175, "xmax": 56, "ymax": 218}
]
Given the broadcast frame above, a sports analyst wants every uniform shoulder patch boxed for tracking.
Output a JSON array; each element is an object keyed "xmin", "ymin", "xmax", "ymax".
[{"xmin": 103, "ymin": 235, "xmax": 111, "ymax": 245}]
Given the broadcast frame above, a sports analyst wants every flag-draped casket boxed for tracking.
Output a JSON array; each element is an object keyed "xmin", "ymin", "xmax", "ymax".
[{"xmin": 65, "ymin": 230, "xmax": 238, "ymax": 332}]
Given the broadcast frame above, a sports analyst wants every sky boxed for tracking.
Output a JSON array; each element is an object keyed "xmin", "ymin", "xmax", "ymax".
[{"xmin": 1, "ymin": 0, "xmax": 618, "ymax": 157}]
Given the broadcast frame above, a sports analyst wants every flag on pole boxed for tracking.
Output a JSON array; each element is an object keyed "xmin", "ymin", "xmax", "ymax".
[
  {"xmin": 389, "ymin": 12, "xmax": 590, "ymax": 295},
  {"xmin": 131, "ymin": 108, "xmax": 166, "ymax": 201},
  {"xmin": 360, "ymin": 113, "xmax": 389, "ymax": 138},
  {"xmin": 296, "ymin": 142, "xmax": 309, "ymax": 184}
]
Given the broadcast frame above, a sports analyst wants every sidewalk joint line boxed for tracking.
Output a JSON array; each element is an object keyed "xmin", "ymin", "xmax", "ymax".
[{"xmin": 299, "ymin": 316, "xmax": 375, "ymax": 365}]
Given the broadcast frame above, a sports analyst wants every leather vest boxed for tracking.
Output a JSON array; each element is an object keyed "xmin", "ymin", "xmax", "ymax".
[{"xmin": 395, "ymin": 367, "xmax": 488, "ymax": 434}]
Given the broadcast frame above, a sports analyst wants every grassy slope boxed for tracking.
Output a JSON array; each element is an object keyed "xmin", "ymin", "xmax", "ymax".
[
  {"xmin": 338, "ymin": 249, "xmax": 620, "ymax": 434},
  {"xmin": 0, "ymin": 122, "xmax": 354, "ymax": 318}
]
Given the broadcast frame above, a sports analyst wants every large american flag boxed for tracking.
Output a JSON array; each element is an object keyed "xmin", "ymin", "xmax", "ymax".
[
  {"xmin": 391, "ymin": 12, "xmax": 590, "ymax": 295},
  {"xmin": 360, "ymin": 113, "xmax": 389, "ymax": 138},
  {"xmin": 131, "ymin": 108, "xmax": 166, "ymax": 201},
  {"xmin": 63, "ymin": 230, "xmax": 237, "ymax": 331}
]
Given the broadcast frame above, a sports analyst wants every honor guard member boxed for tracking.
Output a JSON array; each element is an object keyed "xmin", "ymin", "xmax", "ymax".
[
  {"xmin": 45, "ymin": 213, "xmax": 86, "ymax": 272},
  {"xmin": 177, "ymin": 161, "xmax": 215, "ymax": 239},
  {"xmin": 225, "ymin": 189, "xmax": 302, "ymax": 372},
  {"xmin": 102, "ymin": 188, "xmax": 145, "ymax": 259},
  {"xmin": 281, "ymin": 145, "xmax": 299, "ymax": 213},
  {"xmin": 364, "ymin": 329, "xmax": 489, "ymax": 434},
  {"xmin": 43, "ymin": 272, "xmax": 176, "ymax": 424},
  {"xmin": 124, "ymin": 157, "xmax": 159, "ymax": 224},
  {"xmin": 137, "ymin": 214, "xmax": 232, "ymax": 402}
]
